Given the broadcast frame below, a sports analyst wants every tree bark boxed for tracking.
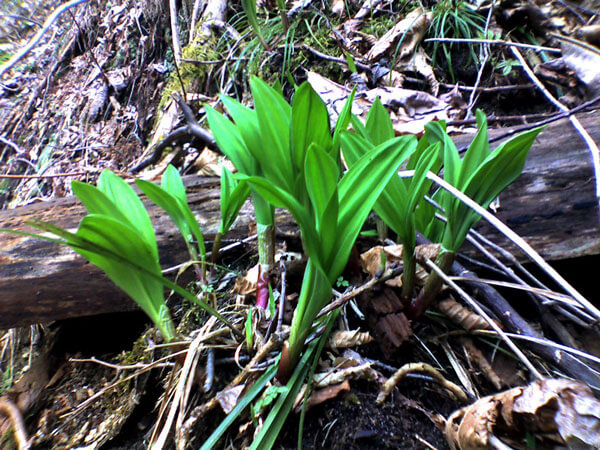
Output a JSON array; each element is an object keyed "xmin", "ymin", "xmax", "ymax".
[{"xmin": 1, "ymin": 111, "xmax": 599, "ymax": 329}]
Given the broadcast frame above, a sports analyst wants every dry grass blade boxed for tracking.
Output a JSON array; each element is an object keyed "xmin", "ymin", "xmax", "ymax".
[
  {"xmin": 417, "ymin": 170, "xmax": 600, "ymax": 322},
  {"xmin": 424, "ymin": 256, "xmax": 543, "ymax": 380}
]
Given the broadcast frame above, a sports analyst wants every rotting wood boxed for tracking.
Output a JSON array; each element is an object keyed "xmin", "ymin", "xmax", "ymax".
[{"xmin": 0, "ymin": 111, "xmax": 599, "ymax": 329}]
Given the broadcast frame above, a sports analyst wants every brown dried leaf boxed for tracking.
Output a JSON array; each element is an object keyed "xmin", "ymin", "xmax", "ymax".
[
  {"xmin": 365, "ymin": 8, "xmax": 431, "ymax": 63},
  {"xmin": 216, "ymin": 384, "xmax": 245, "ymax": 414},
  {"xmin": 194, "ymin": 148, "xmax": 236, "ymax": 176},
  {"xmin": 445, "ymin": 378, "xmax": 600, "ymax": 449},
  {"xmin": 302, "ymin": 381, "xmax": 351, "ymax": 411},
  {"xmin": 328, "ymin": 330, "xmax": 374, "ymax": 349},
  {"xmin": 232, "ymin": 264, "xmax": 259, "ymax": 295}
]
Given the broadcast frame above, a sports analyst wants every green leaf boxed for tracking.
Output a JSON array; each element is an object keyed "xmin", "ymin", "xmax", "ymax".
[
  {"xmin": 304, "ymin": 143, "xmax": 338, "ymax": 231},
  {"xmin": 425, "ymin": 121, "xmax": 461, "ymax": 186},
  {"xmin": 200, "ymin": 364, "xmax": 276, "ymax": 450},
  {"xmin": 456, "ymin": 109, "xmax": 489, "ymax": 190},
  {"xmin": 238, "ymin": 175, "xmax": 323, "ymax": 268},
  {"xmin": 220, "ymin": 167, "xmax": 251, "ymax": 234},
  {"xmin": 365, "ymin": 97, "xmax": 394, "ymax": 145},
  {"xmin": 291, "ymin": 82, "xmax": 332, "ymax": 172},
  {"xmin": 250, "ymin": 342, "xmax": 316, "ymax": 450},
  {"xmin": 96, "ymin": 171, "xmax": 156, "ymax": 254},
  {"xmin": 331, "ymin": 88, "xmax": 356, "ymax": 158},
  {"xmin": 161, "ymin": 165, "xmax": 188, "ymax": 205},
  {"xmin": 443, "ymin": 126, "xmax": 544, "ymax": 251},
  {"xmin": 205, "ymin": 105, "xmax": 258, "ymax": 175},
  {"xmin": 332, "ymin": 134, "xmax": 416, "ymax": 278},
  {"xmin": 74, "ymin": 215, "xmax": 175, "ymax": 341},
  {"xmin": 220, "ymin": 95, "xmax": 265, "ymax": 176},
  {"xmin": 349, "ymin": 114, "xmax": 371, "ymax": 142},
  {"xmin": 250, "ymin": 77, "xmax": 294, "ymax": 191},
  {"xmin": 136, "ymin": 178, "xmax": 206, "ymax": 258},
  {"xmin": 71, "ymin": 181, "xmax": 129, "ymax": 224}
]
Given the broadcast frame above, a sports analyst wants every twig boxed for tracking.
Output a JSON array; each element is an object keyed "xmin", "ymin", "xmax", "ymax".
[
  {"xmin": 419, "ymin": 171, "xmax": 600, "ymax": 322},
  {"xmin": 129, "ymin": 92, "xmax": 217, "ymax": 173},
  {"xmin": 416, "ymin": 231, "xmax": 600, "ymax": 389},
  {"xmin": 509, "ymin": 44, "xmax": 600, "ymax": 210},
  {"xmin": 473, "ymin": 330, "xmax": 600, "ymax": 367},
  {"xmin": 465, "ymin": 3, "xmax": 494, "ymax": 118},
  {"xmin": 0, "ymin": 398, "xmax": 30, "ymax": 450},
  {"xmin": 0, "ymin": 0, "xmax": 89, "ymax": 79},
  {"xmin": 316, "ymin": 265, "xmax": 404, "ymax": 319},
  {"xmin": 0, "ymin": 171, "xmax": 88, "ymax": 179},
  {"xmin": 423, "ymin": 37, "xmax": 561, "ymax": 54},
  {"xmin": 550, "ymin": 32, "xmax": 600, "ymax": 57},
  {"xmin": 376, "ymin": 362, "xmax": 470, "ymax": 405},
  {"xmin": 70, "ymin": 356, "xmax": 174, "ymax": 370},
  {"xmin": 169, "ymin": 0, "xmax": 182, "ymax": 63},
  {"xmin": 425, "ymin": 257, "xmax": 544, "ymax": 379}
]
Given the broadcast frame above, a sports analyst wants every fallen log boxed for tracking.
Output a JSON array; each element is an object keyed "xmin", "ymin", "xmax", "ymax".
[{"xmin": 1, "ymin": 110, "xmax": 598, "ymax": 329}]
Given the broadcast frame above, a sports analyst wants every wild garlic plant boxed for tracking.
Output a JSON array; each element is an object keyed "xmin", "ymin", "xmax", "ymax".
[
  {"xmin": 344, "ymin": 98, "xmax": 441, "ymax": 302},
  {"xmin": 212, "ymin": 166, "xmax": 251, "ymax": 267},
  {"xmin": 3, "ymin": 168, "xmax": 240, "ymax": 342},
  {"xmin": 137, "ymin": 165, "xmax": 207, "ymax": 282},
  {"xmin": 205, "ymin": 78, "xmax": 353, "ymax": 310},
  {"xmin": 407, "ymin": 111, "xmax": 544, "ymax": 319}
]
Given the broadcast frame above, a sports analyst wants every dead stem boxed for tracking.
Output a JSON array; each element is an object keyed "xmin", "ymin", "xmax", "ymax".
[
  {"xmin": 0, "ymin": 398, "xmax": 30, "ymax": 450},
  {"xmin": 376, "ymin": 362, "xmax": 469, "ymax": 405}
]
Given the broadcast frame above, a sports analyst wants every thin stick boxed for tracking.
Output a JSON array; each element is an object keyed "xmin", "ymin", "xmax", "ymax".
[
  {"xmin": 0, "ymin": 0, "xmax": 89, "ymax": 79},
  {"xmin": 465, "ymin": 3, "xmax": 494, "ymax": 118},
  {"xmin": 424, "ymin": 37, "xmax": 561, "ymax": 53},
  {"xmin": 425, "ymin": 257, "xmax": 543, "ymax": 380},
  {"xmin": 474, "ymin": 330, "xmax": 600, "ymax": 367},
  {"xmin": 169, "ymin": 0, "xmax": 182, "ymax": 63},
  {"xmin": 414, "ymin": 171, "xmax": 600, "ymax": 322},
  {"xmin": 316, "ymin": 265, "xmax": 404, "ymax": 319},
  {"xmin": 376, "ymin": 362, "xmax": 469, "ymax": 405},
  {"xmin": 0, "ymin": 398, "xmax": 30, "ymax": 450},
  {"xmin": 509, "ymin": 45, "xmax": 600, "ymax": 209},
  {"xmin": 0, "ymin": 171, "xmax": 88, "ymax": 179}
]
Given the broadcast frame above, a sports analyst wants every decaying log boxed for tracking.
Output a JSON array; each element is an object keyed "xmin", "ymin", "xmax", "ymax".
[{"xmin": 1, "ymin": 111, "xmax": 599, "ymax": 329}]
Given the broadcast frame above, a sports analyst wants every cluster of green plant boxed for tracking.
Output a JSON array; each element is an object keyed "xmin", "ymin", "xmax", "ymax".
[
  {"xmin": 2, "ymin": 166, "xmax": 240, "ymax": 342},
  {"xmin": 427, "ymin": 0, "xmax": 486, "ymax": 82},
  {"xmin": 1, "ymin": 75, "xmax": 543, "ymax": 448}
]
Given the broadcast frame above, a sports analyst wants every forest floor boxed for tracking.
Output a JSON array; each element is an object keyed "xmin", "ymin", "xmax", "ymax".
[{"xmin": 1, "ymin": 0, "xmax": 600, "ymax": 448}]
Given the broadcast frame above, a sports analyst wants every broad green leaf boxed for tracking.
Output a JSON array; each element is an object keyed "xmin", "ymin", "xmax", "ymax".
[
  {"xmin": 425, "ymin": 121, "xmax": 461, "ymax": 187},
  {"xmin": 220, "ymin": 95, "xmax": 266, "ymax": 176},
  {"xmin": 456, "ymin": 109, "xmax": 489, "ymax": 190},
  {"xmin": 331, "ymin": 88, "xmax": 356, "ymax": 157},
  {"xmin": 407, "ymin": 143, "xmax": 440, "ymax": 213},
  {"xmin": 136, "ymin": 179, "xmax": 205, "ymax": 257},
  {"xmin": 443, "ymin": 126, "xmax": 544, "ymax": 251},
  {"xmin": 74, "ymin": 215, "xmax": 175, "ymax": 341},
  {"xmin": 161, "ymin": 165, "xmax": 187, "ymax": 205},
  {"xmin": 71, "ymin": 181, "xmax": 129, "ymax": 224},
  {"xmin": 333, "ymin": 135, "xmax": 416, "ymax": 278},
  {"xmin": 349, "ymin": 114, "xmax": 371, "ymax": 142},
  {"xmin": 96, "ymin": 170, "xmax": 157, "ymax": 258},
  {"xmin": 291, "ymin": 82, "xmax": 332, "ymax": 171},
  {"xmin": 250, "ymin": 77, "xmax": 294, "ymax": 191},
  {"xmin": 237, "ymin": 175, "xmax": 323, "ymax": 268},
  {"xmin": 365, "ymin": 97, "xmax": 394, "ymax": 145},
  {"xmin": 220, "ymin": 167, "xmax": 251, "ymax": 234},
  {"xmin": 205, "ymin": 106, "xmax": 258, "ymax": 175},
  {"xmin": 304, "ymin": 143, "xmax": 338, "ymax": 230}
]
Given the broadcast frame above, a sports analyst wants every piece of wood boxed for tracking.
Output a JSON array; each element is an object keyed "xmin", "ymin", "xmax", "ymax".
[{"xmin": 1, "ymin": 111, "xmax": 599, "ymax": 329}]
